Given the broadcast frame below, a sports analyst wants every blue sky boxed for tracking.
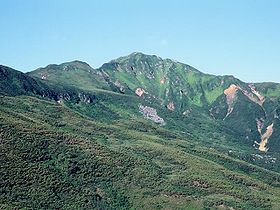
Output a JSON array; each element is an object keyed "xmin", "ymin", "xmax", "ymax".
[{"xmin": 0, "ymin": 0, "xmax": 279, "ymax": 82}]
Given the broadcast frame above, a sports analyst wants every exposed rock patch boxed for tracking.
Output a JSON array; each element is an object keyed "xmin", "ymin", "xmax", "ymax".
[
  {"xmin": 248, "ymin": 84, "xmax": 265, "ymax": 105},
  {"xmin": 114, "ymin": 80, "xmax": 125, "ymax": 93},
  {"xmin": 223, "ymin": 84, "xmax": 265, "ymax": 119},
  {"xmin": 135, "ymin": 88, "xmax": 145, "ymax": 97},
  {"xmin": 223, "ymin": 84, "xmax": 240, "ymax": 119},
  {"xmin": 183, "ymin": 109, "xmax": 191, "ymax": 116},
  {"xmin": 224, "ymin": 84, "xmax": 239, "ymax": 96},
  {"xmin": 139, "ymin": 104, "xmax": 165, "ymax": 125},
  {"xmin": 240, "ymin": 88, "xmax": 264, "ymax": 107},
  {"xmin": 251, "ymin": 154, "xmax": 277, "ymax": 163},
  {"xmin": 63, "ymin": 65, "xmax": 69, "ymax": 71},
  {"xmin": 167, "ymin": 102, "xmax": 175, "ymax": 111},
  {"xmin": 192, "ymin": 180, "xmax": 209, "ymax": 188},
  {"xmin": 39, "ymin": 72, "xmax": 48, "ymax": 80},
  {"xmin": 254, "ymin": 123, "xmax": 274, "ymax": 152},
  {"xmin": 160, "ymin": 77, "xmax": 166, "ymax": 84},
  {"xmin": 77, "ymin": 93, "xmax": 93, "ymax": 103}
]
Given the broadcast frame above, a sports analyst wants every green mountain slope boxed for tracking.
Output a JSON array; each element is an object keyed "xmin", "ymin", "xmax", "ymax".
[
  {"xmin": 0, "ymin": 65, "xmax": 45, "ymax": 96},
  {"xmin": 28, "ymin": 61, "xmax": 112, "ymax": 92},
  {"xmin": 98, "ymin": 53, "xmax": 280, "ymax": 154},
  {"xmin": 1, "ymin": 53, "xmax": 280, "ymax": 209},
  {"xmin": 25, "ymin": 52, "xmax": 280, "ymax": 172},
  {"xmin": 2, "ymin": 95, "xmax": 280, "ymax": 209},
  {"xmin": 28, "ymin": 60, "xmax": 134, "ymax": 95}
]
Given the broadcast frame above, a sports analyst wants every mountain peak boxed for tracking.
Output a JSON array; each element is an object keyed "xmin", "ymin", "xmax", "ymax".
[{"xmin": 110, "ymin": 52, "xmax": 163, "ymax": 64}]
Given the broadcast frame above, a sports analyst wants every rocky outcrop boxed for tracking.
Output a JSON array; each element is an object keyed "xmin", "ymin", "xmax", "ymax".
[
  {"xmin": 114, "ymin": 80, "xmax": 125, "ymax": 93},
  {"xmin": 78, "ymin": 93, "xmax": 94, "ymax": 103},
  {"xmin": 139, "ymin": 104, "xmax": 165, "ymax": 125},
  {"xmin": 53, "ymin": 92, "xmax": 95, "ymax": 104}
]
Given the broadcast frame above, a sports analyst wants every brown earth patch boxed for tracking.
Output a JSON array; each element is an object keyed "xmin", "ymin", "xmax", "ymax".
[{"xmin": 255, "ymin": 123, "xmax": 274, "ymax": 152}]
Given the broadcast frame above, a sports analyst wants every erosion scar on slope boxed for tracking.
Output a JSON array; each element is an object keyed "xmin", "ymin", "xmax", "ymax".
[
  {"xmin": 223, "ymin": 84, "xmax": 239, "ymax": 120},
  {"xmin": 254, "ymin": 123, "xmax": 274, "ymax": 152}
]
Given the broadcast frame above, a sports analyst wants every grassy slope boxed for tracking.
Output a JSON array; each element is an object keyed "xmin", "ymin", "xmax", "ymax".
[
  {"xmin": 28, "ymin": 61, "xmax": 111, "ymax": 92},
  {"xmin": 1, "ymin": 96, "xmax": 280, "ymax": 209}
]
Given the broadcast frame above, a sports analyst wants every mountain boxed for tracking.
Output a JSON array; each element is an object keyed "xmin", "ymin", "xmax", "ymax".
[
  {"xmin": 99, "ymin": 52, "xmax": 280, "ymax": 153},
  {"xmin": 1, "ymin": 53, "xmax": 280, "ymax": 209}
]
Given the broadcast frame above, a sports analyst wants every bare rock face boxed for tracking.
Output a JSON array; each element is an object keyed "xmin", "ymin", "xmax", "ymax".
[
  {"xmin": 254, "ymin": 123, "xmax": 274, "ymax": 152},
  {"xmin": 139, "ymin": 104, "xmax": 165, "ymax": 125},
  {"xmin": 135, "ymin": 88, "xmax": 145, "ymax": 97},
  {"xmin": 248, "ymin": 83, "xmax": 265, "ymax": 105},
  {"xmin": 223, "ymin": 84, "xmax": 265, "ymax": 120},
  {"xmin": 167, "ymin": 102, "xmax": 175, "ymax": 111}
]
